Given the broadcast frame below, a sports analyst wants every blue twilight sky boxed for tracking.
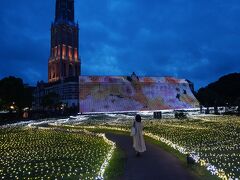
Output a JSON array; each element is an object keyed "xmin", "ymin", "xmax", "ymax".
[{"xmin": 0, "ymin": 0, "xmax": 240, "ymax": 89}]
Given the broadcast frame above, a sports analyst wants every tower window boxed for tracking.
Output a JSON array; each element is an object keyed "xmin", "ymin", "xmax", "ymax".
[
  {"xmin": 62, "ymin": 45, "xmax": 66, "ymax": 59},
  {"xmin": 68, "ymin": 46, "xmax": 72, "ymax": 60},
  {"xmin": 54, "ymin": 46, "xmax": 57, "ymax": 57},
  {"xmin": 74, "ymin": 48, "xmax": 78, "ymax": 60}
]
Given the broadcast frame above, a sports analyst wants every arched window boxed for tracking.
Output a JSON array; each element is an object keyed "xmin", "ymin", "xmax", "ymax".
[
  {"xmin": 62, "ymin": 45, "xmax": 66, "ymax": 58},
  {"xmin": 74, "ymin": 48, "xmax": 78, "ymax": 60},
  {"xmin": 68, "ymin": 46, "xmax": 72, "ymax": 60}
]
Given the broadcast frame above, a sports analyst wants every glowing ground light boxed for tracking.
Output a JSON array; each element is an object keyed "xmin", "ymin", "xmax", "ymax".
[
  {"xmin": 2, "ymin": 115, "xmax": 239, "ymax": 179},
  {"xmin": 0, "ymin": 126, "xmax": 116, "ymax": 179},
  {"xmin": 36, "ymin": 126, "xmax": 117, "ymax": 180},
  {"xmin": 95, "ymin": 134, "xmax": 116, "ymax": 180},
  {"xmin": 68, "ymin": 116, "xmax": 240, "ymax": 180},
  {"xmin": 85, "ymin": 126, "xmax": 229, "ymax": 179}
]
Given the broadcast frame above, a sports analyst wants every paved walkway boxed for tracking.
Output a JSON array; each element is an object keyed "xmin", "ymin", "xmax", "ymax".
[{"xmin": 106, "ymin": 133, "xmax": 197, "ymax": 180}]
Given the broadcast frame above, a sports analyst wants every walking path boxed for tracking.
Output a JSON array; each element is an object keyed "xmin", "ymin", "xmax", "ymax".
[{"xmin": 106, "ymin": 133, "xmax": 197, "ymax": 180}]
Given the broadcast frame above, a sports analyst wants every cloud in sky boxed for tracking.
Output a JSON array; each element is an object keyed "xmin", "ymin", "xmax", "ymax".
[{"xmin": 0, "ymin": 0, "xmax": 240, "ymax": 89}]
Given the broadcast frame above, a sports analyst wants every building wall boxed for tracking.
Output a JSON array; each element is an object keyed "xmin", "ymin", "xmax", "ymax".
[
  {"xmin": 33, "ymin": 80, "xmax": 79, "ymax": 110},
  {"xmin": 79, "ymin": 76, "xmax": 199, "ymax": 113}
]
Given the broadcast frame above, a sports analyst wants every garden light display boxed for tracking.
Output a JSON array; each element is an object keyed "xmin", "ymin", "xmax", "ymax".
[
  {"xmin": 96, "ymin": 134, "xmax": 116, "ymax": 180},
  {"xmin": 0, "ymin": 126, "xmax": 115, "ymax": 179},
  {"xmin": 67, "ymin": 115, "xmax": 240, "ymax": 179},
  {"xmin": 1, "ymin": 114, "xmax": 239, "ymax": 179}
]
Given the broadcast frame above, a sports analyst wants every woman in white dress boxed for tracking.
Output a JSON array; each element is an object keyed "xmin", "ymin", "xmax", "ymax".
[{"xmin": 132, "ymin": 114, "xmax": 146, "ymax": 156}]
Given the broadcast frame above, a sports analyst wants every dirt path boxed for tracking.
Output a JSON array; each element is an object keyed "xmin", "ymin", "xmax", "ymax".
[{"xmin": 106, "ymin": 133, "xmax": 197, "ymax": 180}]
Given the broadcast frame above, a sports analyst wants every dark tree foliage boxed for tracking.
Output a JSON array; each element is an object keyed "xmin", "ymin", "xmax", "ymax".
[
  {"xmin": 0, "ymin": 76, "xmax": 33, "ymax": 111},
  {"xmin": 196, "ymin": 73, "xmax": 240, "ymax": 106},
  {"xmin": 41, "ymin": 92, "xmax": 60, "ymax": 110}
]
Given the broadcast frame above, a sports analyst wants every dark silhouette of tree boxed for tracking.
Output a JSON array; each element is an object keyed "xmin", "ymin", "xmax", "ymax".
[
  {"xmin": 0, "ymin": 99, "xmax": 5, "ymax": 110},
  {"xmin": 196, "ymin": 73, "xmax": 240, "ymax": 106},
  {"xmin": 41, "ymin": 92, "xmax": 60, "ymax": 110},
  {"xmin": 0, "ymin": 76, "xmax": 33, "ymax": 111}
]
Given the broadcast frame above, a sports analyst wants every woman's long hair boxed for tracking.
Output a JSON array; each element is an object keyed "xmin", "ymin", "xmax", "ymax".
[{"xmin": 135, "ymin": 114, "xmax": 142, "ymax": 122}]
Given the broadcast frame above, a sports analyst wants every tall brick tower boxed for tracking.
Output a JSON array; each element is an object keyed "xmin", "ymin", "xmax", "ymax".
[{"xmin": 48, "ymin": 0, "xmax": 80, "ymax": 83}]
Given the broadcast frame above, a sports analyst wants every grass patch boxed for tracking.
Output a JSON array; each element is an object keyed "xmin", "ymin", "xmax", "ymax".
[
  {"xmin": 88, "ymin": 128, "xmax": 129, "ymax": 136},
  {"xmin": 49, "ymin": 125, "xmax": 219, "ymax": 179},
  {"xmin": 144, "ymin": 136, "xmax": 219, "ymax": 180},
  {"xmin": 48, "ymin": 125, "xmax": 127, "ymax": 179},
  {"xmin": 86, "ymin": 127, "xmax": 218, "ymax": 179},
  {"xmin": 0, "ymin": 127, "xmax": 113, "ymax": 179},
  {"xmin": 104, "ymin": 148, "xmax": 125, "ymax": 180}
]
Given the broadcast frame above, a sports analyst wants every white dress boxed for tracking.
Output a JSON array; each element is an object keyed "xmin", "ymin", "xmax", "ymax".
[{"xmin": 133, "ymin": 121, "xmax": 146, "ymax": 153}]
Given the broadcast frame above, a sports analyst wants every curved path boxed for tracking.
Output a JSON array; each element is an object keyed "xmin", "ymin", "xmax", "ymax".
[{"xmin": 106, "ymin": 133, "xmax": 197, "ymax": 180}]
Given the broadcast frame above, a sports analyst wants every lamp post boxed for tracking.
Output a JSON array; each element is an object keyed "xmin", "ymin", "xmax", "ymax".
[
  {"xmin": 9, "ymin": 102, "xmax": 16, "ymax": 112},
  {"xmin": 60, "ymin": 103, "xmax": 66, "ymax": 115}
]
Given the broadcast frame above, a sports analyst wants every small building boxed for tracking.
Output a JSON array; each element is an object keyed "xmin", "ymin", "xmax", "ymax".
[{"xmin": 33, "ymin": 77, "xmax": 79, "ymax": 111}]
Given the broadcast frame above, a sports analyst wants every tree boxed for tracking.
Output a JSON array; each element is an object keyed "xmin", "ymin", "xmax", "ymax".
[
  {"xmin": 0, "ymin": 76, "xmax": 33, "ymax": 111},
  {"xmin": 41, "ymin": 92, "xmax": 60, "ymax": 110},
  {"xmin": 0, "ymin": 99, "xmax": 4, "ymax": 110},
  {"xmin": 196, "ymin": 73, "xmax": 240, "ymax": 106}
]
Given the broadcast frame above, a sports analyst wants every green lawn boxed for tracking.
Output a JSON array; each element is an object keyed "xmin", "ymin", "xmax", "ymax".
[
  {"xmin": 0, "ymin": 127, "xmax": 113, "ymax": 179},
  {"xmin": 71, "ymin": 115, "xmax": 240, "ymax": 179},
  {"xmin": 104, "ymin": 147, "xmax": 125, "ymax": 180},
  {"xmin": 1, "ymin": 115, "xmax": 239, "ymax": 179}
]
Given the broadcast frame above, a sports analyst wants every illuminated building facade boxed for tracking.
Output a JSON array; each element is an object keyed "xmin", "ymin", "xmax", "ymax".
[
  {"xmin": 48, "ymin": 0, "xmax": 80, "ymax": 82},
  {"xmin": 33, "ymin": 0, "xmax": 80, "ymax": 111},
  {"xmin": 33, "ymin": 0, "xmax": 199, "ymax": 114},
  {"xmin": 79, "ymin": 74, "xmax": 199, "ymax": 113}
]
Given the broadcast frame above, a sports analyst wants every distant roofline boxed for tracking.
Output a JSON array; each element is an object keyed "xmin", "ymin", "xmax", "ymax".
[
  {"xmin": 79, "ymin": 75, "xmax": 190, "ymax": 84},
  {"xmin": 79, "ymin": 75, "xmax": 188, "ymax": 81}
]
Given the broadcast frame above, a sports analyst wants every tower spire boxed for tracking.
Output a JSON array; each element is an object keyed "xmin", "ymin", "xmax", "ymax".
[
  {"xmin": 48, "ymin": 0, "xmax": 80, "ymax": 83},
  {"xmin": 55, "ymin": 0, "xmax": 74, "ymax": 23}
]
